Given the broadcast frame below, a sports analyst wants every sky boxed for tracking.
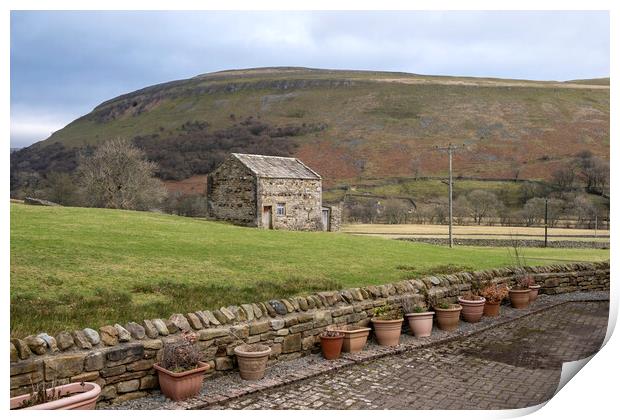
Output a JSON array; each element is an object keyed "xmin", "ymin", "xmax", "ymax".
[{"xmin": 10, "ymin": 10, "xmax": 610, "ymax": 148}]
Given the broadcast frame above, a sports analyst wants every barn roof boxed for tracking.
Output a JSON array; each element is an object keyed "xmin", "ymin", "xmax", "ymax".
[{"xmin": 231, "ymin": 153, "xmax": 321, "ymax": 180}]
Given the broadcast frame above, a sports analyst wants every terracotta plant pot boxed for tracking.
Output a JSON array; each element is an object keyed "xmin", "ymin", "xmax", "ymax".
[
  {"xmin": 371, "ymin": 318, "xmax": 404, "ymax": 346},
  {"xmin": 509, "ymin": 289, "xmax": 531, "ymax": 309},
  {"xmin": 458, "ymin": 296, "xmax": 486, "ymax": 323},
  {"xmin": 434, "ymin": 305, "xmax": 462, "ymax": 331},
  {"xmin": 405, "ymin": 312, "xmax": 435, "ymax": 337},
  {"xmin": 154, "ymin": 361, "xmax": 210, "ymax": 401},
  {"xmin": 529, "ymin": 285, "xmax": 541, "ymax": 302},
  {"xmin": 10, "ymin": 382, "xmax": 102, "ymax": 410},
  {"xmin": 234, "ymin": 344, "xmax": 271, "ymax": 381},
  {"xmin": 483, "ymin": 301, "xmax": 501, "ymax": 317},
  {"xmin": 334, "ymin": 326, "xmax": 371, "ymax": 352},
  {"xmin": 319, "ymin": 333, "xmax": 344, "ymax": 360}
]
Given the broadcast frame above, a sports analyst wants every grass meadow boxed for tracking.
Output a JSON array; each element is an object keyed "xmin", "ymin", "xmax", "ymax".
[{"xmin": 10, "ymin": 203, "xmax": 609, "ymax": 337}]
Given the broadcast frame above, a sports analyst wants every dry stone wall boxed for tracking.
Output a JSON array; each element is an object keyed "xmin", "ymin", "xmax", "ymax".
[{"xmin": 9, "ymin": 262, "xmax": 609, "ymax": 406}]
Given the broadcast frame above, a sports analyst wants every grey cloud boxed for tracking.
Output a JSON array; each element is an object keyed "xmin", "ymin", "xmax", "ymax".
[{"xmin": 10, "ymin": 10, "xmax": 609, "ymax": 147}]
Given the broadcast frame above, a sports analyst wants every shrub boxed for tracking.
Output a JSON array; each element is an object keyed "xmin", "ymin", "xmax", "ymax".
[
  {"xmin": 480, "ymin": 284, "xmax": 509, "ymax": 304},
  {"xmin": 372, "ymin": 304, "xmax": 403, "ymax": 321},
  {"xmin": 514, "ymin": 275, "xmax": 535, "ymax": 290},
  {"xmin": 161, "ymin": 331, "xmax": 200, "ymax": 372}
]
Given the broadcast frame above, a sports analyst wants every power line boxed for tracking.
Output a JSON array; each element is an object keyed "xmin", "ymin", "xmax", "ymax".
[{"xmin": 434, "ymin": 143, "xmax": 466, "ymax": 248}]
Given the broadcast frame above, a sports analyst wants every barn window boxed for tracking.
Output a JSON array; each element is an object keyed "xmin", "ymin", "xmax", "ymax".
[{"xmin": 276, "ymin": 203, "xmax": 286, "ymax": 216}]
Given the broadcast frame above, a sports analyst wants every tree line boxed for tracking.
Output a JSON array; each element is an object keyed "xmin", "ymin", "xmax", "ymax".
[{"xmin": 345, "ymin": 187, "xmax": 608, "ymax": 229}]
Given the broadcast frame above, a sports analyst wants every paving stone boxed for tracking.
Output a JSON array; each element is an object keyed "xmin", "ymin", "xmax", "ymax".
[
  {"xmin": 104, "ymin": 292, "xmax": 609, "ymax": 411},
  {"xmin": 207, "ymin": 300, "xmax": 609, "ymax": 410}
]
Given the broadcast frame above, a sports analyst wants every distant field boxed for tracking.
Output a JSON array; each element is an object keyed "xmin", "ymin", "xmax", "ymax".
[
  {"xmin": 10, "ymin": 204, "xmax": 609, "ymax": 337},
  {"xmin": 343, "ymin": 224, "xmax": 610, "ymax": 242}
]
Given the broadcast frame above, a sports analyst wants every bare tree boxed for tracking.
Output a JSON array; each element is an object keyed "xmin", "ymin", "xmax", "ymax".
[
  {"xmin": 521, "ymin": 197, "xmax": 565, "ymax": 227},
  {"xmin": 77, "ymin": 138, "xmax": 167, "ymax": 210},
  {"xmin": 453, "ymin": 195, "xmax": 472, "ymax": 225},
  {"xmin": 571, "ymin": 195, "xmax": 597, "ymax": 228},
  {"xmin": 430, "ymin": 197, "xmax": 449, "ymax": 225},
  {"xmin": 44, "ymin": 172, "xmax": 79, "ymax": 206},
  {"xmin": 383, "ymin": 199, "xmax": 410, "ymax": 224},
  {"xmin": 574, "ymin": 150, "xmax": 609, "ymax": 194},
  {"xmin": 521, "ymin": 197, "xmax": 544, "ymax": 226},
  {"xmin": 551, "ymin": 166, "xmax": 577, "ymax": 193},
  {"xmin": 465, "ymin": 190, "xmax": 500, "ymax": 225}
]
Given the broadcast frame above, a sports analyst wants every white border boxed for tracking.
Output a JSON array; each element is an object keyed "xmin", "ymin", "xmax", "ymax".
[{"xmin": 3, "ymin": 2, "xmax": 616, "ymax": 420}]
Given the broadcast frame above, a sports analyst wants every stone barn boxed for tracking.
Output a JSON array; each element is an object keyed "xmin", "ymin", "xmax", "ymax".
[{"xmin": 207, "ymin": 153, "xmax": 339, "ymax": 231}]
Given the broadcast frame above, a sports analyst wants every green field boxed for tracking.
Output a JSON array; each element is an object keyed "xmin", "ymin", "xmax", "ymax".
[{"xmin": 10, "ymin": 203, "xmax": 609, "ymax": 337}]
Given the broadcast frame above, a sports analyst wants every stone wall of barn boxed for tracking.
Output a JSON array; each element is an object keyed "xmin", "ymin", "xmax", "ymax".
[
  {"xmin": 257, "ymin": 178, "xmax": 322, "ymax": 231},
  {"xmin": 206, "ymin": 157, "xmax": 257, "ymax": 226},
  {"xmin": 9, "ymin": 262, "xmax": 609, "ymax": 407},
  {"xmin": 327, "ymin": 203, "xmax": 342, "ymax": 232}
]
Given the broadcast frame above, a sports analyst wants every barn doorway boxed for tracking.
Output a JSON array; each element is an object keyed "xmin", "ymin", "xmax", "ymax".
[
  {"xmin": 262, "ymin": 206, "xmax": 273, "ymax": 229},
  {"xmin": 322, "ymin": 207, "xmax": 330, "ymax": 231}
]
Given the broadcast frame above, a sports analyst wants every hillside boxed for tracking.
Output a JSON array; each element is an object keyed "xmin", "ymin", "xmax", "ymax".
[
  {"xmin": 11, "ymin": 67, "xmax": 609, "ymax": 195},
  {"xmin": 10, "ymin": 203, "xmax": 609, "ymax": 336}
]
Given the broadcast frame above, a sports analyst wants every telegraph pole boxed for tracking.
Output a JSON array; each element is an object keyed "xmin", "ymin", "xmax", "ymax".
[
  {"xmin": 435, "ymin": 143, "xmax": 465, "ymax": 248},
  {"xmin": 594, "ymin": 214, "xmax": 598, "ymax": 239},
  {"xmin": 544, "ymin": 198, "xmax": 548, "ymax": 248}
]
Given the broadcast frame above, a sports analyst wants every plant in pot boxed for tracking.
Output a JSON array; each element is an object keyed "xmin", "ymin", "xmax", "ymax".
[
  {"xmin": 509, "ymin": 275, "xmax": 534, "ymax": 309},
  {"xmin": 319, "ymin": 329, "xmax": 345, "ymax": 360},
  {"xmin": 458, "ymin": 290, "xmax": 486, "ymax": 323},
  {"xmin": 433, "ymin": 299, "xmax": 463, "ymax": 331},
  {"xmin": 402, "ymin": 297, "xmax": 434, "ymax": 338},
  {"xmin": 371, "ymin": 303, "xmax": 404, "ymax": 346},
  {"xmin": 480, "ymin": 283, "xmax": 509, "ymax": 316},
  {"xmin": 334, "ymin": 324, "xmax": 372, "ymax": 353},
  {"xmin": 10, "ymin": 380, "xmax": 102, "ymax": 410},
  {"xmin": 153, "ymin": 331, "xmax": 210, "ymax": 401}
]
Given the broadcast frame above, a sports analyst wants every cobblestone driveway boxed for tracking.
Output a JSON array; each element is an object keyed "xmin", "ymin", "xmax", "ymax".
[{"xmin": 208, "ymin": 301, "xmax": 608, "ymax": 410}]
